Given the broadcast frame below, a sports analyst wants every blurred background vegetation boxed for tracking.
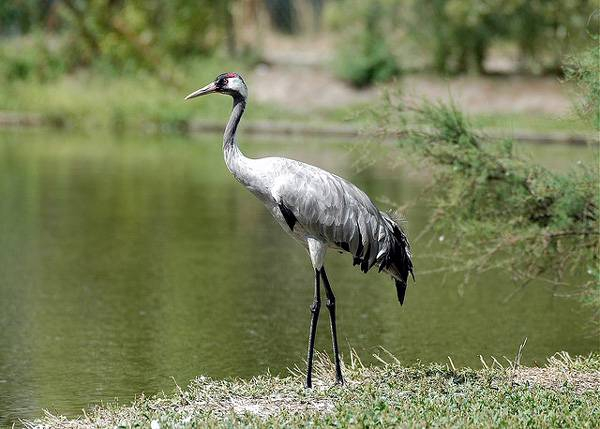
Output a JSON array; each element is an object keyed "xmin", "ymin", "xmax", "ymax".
[
  {"xmin": 0, "ymin": 1, "xmax": 597, "ymax": 104},
  {"xmin": 1, "ymin": 0, "xmax": 597, "ymax": 79}
]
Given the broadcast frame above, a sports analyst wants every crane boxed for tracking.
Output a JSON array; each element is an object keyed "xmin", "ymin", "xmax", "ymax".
[{"xmin": 185, "ymin": 72, "xmax": 414, "ymax": 387}]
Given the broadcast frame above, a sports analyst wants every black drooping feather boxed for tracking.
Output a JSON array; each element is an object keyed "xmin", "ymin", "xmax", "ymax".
[
  {"xmin": 395, "ymin": 279, "xmax": 407, "ymax": 305},
  {"xmin": 343, "ymin": 216, "xmax": 414, "ymax": 305},
  {"xmin": 356, "ymin": 229, "xmax": 364, "ymax": 257},
  {"xmin": 370, "ymin": 219, "xmax": 414, "ymax": 305},
  {"xmin": 385, "ymin": 223, "xmax": 414, "ymax": 305},
  {"xmin": 360, "ymin": 244, "xmax": 371, "ymax": 273},
  {"xmin": 279, "ymin": 202, "xmax": 297, "ymax": 231},
  {"xmin": 336, "ymin": 241, "xmax": 350, "ymax": 252}
]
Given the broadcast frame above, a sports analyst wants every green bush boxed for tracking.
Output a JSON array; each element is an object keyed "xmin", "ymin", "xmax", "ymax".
[
  {"xmin": 375, "ymin": 94, "xmax": 599, "ymax": 316},
  {"xmin": 0, "ymin": 35, "xmax": 67, "ymax": 82},
  {"xmin": 329, "ymin": 0, "xmax": 596, "ymax": 75},
  {"xmin": 335, "ymin": 36, "xmax": 400, "ymax": 87},
  {"xmin": 333, "ymin": 2, "xmax": 400, "ymax": 87},
  {"xmin": 563, "ymin": 38, "xmax": 600, "ymax": 131},
  {"xmin": 410, "ymin": 0, "xmax": 598, "ymax": 74}
]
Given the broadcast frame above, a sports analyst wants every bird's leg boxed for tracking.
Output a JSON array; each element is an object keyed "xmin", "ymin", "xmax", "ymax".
[
  {"xmin": 306, "ymin": 268, "xmax": 321, "ymax": 388},
  {"xmin": 320, "ymin": 267, "xmax": 344, "ymax": 385}
]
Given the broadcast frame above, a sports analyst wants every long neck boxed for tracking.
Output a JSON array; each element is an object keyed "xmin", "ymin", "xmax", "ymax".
[{"xmin": 223, "ymin": 96, "xmax": 249, "ymax": 176}]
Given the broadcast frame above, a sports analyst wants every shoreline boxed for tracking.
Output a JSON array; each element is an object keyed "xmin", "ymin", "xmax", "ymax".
[
  {"xmin": 0, "ymin": 111, "xmax": 597, "ymax": 146},
  {"xmin": 22, "ymin": 351, "xmax": 600, "ymax": 429}
]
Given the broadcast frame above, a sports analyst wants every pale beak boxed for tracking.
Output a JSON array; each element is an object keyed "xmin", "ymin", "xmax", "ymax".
[{"xmin": 185, "ymin": 82, "xmax": 218, "ymax": 100}]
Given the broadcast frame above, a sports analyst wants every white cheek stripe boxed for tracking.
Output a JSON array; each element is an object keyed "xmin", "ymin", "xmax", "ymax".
[{"xmin": 228, "ymin": 77, "xmax": 248, "ymax": 98}]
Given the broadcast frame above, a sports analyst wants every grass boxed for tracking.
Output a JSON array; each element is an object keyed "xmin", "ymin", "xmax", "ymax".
[
  {"xmin": 0, "ymin": 53, "xmax": 594, "ymax": 136},
  {"xmin": 0, "ymin": 56, "xmax": 317, "ymax": 133},
  {"xmin": 24, "ymin": 350, "xmax": 600, "ymax": 428},
  {"xmin": 470, "ymin": 112, "xmax": 594, "ymax": 134},
  {"xmin": 323, "ymin": 100, "xmax": 596, "ymax": 134}
]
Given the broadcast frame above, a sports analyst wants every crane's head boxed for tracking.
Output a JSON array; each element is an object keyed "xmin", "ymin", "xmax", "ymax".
[{"xmin": 185, "ymin": 72, "xmax": 248, "ymax": 101}]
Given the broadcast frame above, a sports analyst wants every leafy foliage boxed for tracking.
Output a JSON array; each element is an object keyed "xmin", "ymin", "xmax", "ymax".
[
  {"xmin": 332, "ymin": 1, "xmax": 400, "ymax": 87},
  {"xmin": 328, "ymin": 0, "xmax": 597, "ymax": 75},
  {"xmin": 264, "ymin": 0, "xmax": 297, "ymax": 34},
  {"xmin": 563, "ymin": 38, "xmax": 600, "ymax": 131},
  {"xmin": 57, "ymin": 0, "xmax": 225, "ymax": 73},
  {"xmin": 374, "ymin": 94, "xmax": 599, "ymax": 312},
  {"xmin": 410, "ymin": 0, "xmax": 597, "ymax": 74},
  {"xmin": 409, "ymin": 0, "xmax": 494, "ymax": 74},
  {"xmin": 0, "ymin": 34, "xmax": 68, "ymax": 82},
  {"xmin": 2, "ymin": 0, "xmax": 597, "ymax": 82},
  {"xmin": 0, "ymin": 0, "xmax": 234, "ymax": 82},
  {"xmin": 0, "ymin": 0, "xmax": 50, "ymax": 35}
]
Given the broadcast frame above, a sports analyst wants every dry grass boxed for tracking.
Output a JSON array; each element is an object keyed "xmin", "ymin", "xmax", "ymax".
[
  {"xmin": 22, "ymin": 349, "xmax": 600, "ymax": 429},
  {"xmin": 513, "ymin": 351, "xmax": 600, "ymax": 394}
]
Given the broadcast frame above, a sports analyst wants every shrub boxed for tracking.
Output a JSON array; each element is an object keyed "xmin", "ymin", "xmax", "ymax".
[
  {"xmin": 563, "ymin": 38, "xmax": 600, "ymax": 131},
  {"xmin": 374, "ymin": 94, "xmax": 599, "ymax": 317},
  {"xmin": 0, "ymin": 35, "xmax": 67, "ymax": 82},
  {"xmin": 332, "ymin": 2, "xmax": 400, "ymax": 87}
]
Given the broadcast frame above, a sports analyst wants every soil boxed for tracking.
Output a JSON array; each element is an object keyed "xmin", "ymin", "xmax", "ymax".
[{"xmin": 249, "ymin": 36, "xmax": 573, "ymax": 115}]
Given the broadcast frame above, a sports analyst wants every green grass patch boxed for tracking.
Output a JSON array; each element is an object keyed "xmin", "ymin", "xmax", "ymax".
[
  {"xmin": 470, "ymin": 112, "xmax": 594, "ymax": 134},
  {"xmin": 24, "ymin": 351, "xmax": 600, "ymax": 428},
  {"xmin": 0, "ymin": 57, "xmax": 310, "ymax": 132},
  {"xmin": 0, "ymin": 54, "xmax": 593, "ymax": 136},
  {"xmin": 315, "ymin": 104, "xmax": 595, "ymax": 135}
]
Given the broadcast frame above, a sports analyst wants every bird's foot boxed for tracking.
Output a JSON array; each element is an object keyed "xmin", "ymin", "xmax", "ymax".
[{"xmin": 335, "ymin": 375, "xmax": 345, "ymax": 386}]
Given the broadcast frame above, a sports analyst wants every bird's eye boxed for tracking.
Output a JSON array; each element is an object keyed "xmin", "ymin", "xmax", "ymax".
[{"xmin": 219, "ymin": 78, "xmax": 228, "ymax": 87}]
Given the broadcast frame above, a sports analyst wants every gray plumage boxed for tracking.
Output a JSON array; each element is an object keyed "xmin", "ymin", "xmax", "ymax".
[
  {"xmin": 249, "ymin": 156, "xmax": 414, "ymax": 301},
  {"xmin": 185, "ymin": 72, "xmax": 414, "ymax": 387}
]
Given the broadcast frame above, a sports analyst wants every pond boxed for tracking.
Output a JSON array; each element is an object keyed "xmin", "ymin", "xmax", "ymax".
[{"xmin": 0, "ymin": 129, "xmax": 597, "ymax": 425}]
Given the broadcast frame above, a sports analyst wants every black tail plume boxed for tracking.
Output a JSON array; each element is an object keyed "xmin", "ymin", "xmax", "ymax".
[
  {"xmin": 395, "ymin": 279, "xmax": 407, "ymax": 305},
  {"xmin": 381, "ymin": 217, "xmax": 414, "ymax": 304}
]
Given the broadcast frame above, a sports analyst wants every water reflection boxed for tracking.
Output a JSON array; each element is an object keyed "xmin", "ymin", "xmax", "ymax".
[{"xmin": 0, "ymin": 129, "xmax": 596, "ymax": 425}]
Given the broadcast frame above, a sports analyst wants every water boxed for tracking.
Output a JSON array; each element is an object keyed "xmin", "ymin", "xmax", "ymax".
[{"xmin": 0, "ymin": 129, "xmax": 597, "ymax": 425}]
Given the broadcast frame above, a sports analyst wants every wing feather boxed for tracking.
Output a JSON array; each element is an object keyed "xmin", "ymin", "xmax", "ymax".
[
  {"xmin": 262, "ymin": 157, "xmax": 413, "ymax": 303},
  {"xmin": 272, "ymin": 160, "xmax": 390, "ymax": 267}
]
